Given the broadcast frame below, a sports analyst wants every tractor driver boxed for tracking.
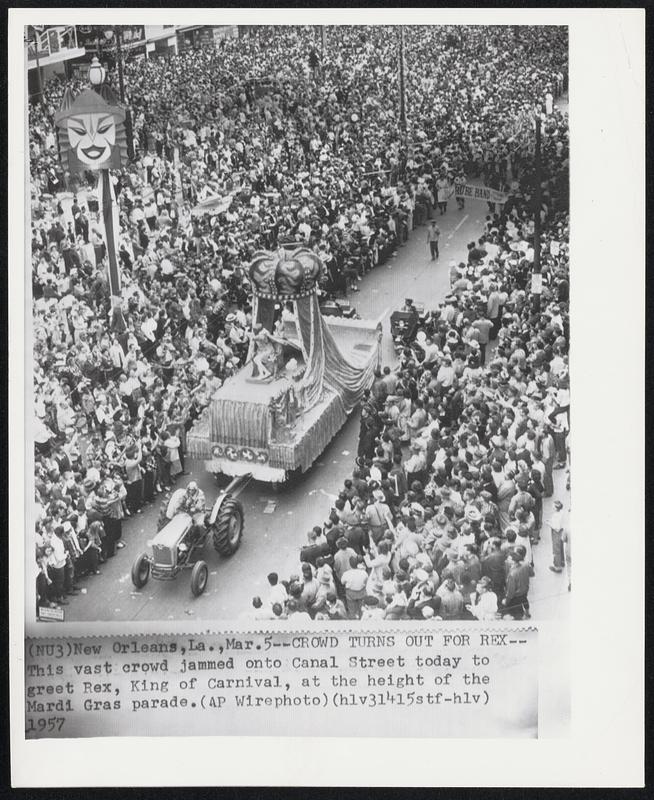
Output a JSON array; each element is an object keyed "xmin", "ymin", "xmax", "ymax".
[
  {"xmin": 181, "ymin": 481, "xmax": 207, "ymax": 543},
  {"xmin": 182, "ymin": 481, "xmax": 206, "ymax": 514}
]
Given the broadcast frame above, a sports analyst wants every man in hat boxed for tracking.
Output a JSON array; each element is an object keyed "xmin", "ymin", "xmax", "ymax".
[
  {"xmin": 548, "ymin": 500, "xmax": 566, "ymax": 573},
  {"xmin": 365, "ymin": 489, "xmax": 394, "ymax": 544}
]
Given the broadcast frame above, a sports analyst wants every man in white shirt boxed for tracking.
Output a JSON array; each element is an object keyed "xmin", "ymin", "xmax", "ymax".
[
  {"xmin": 49, "ymin": 527, "xmax": 69, "ymax": 604},
  {"xmin": 548, "ymin": 500, "xmax": 566, "ymax": 572},
  {"xmin": 266, "ymin": 572, "xmax": 288, "ymax": 609},
  {"xmin": 141, "ymin": 314, "xmax": 157, "ymax": 343},
  {"xmin": 466, "ymin": 576, "xmax": 498, "ymax": 620},
  {"xmin": 436, "ymin": 356, "xmax": 456, "ymax": 390},
  {"xmin": 340, "ymin": 557, "xmax": 369, "ymax": 619}
]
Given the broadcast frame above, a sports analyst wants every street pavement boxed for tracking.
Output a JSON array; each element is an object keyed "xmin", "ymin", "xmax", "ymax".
[{"xmin": 65, "ymin": 199, "xmax": 571, "ymax": 623}]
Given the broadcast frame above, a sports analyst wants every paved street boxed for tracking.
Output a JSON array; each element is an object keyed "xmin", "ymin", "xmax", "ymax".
[{"xmin": 66, "ymin": 199, "xmax": 571, "ymax": 623}]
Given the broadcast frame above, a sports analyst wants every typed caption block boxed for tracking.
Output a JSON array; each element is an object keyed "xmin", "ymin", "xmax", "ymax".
[{"xmin": 25, "ymin": 628, "xmax": 537, "ymax": 738}]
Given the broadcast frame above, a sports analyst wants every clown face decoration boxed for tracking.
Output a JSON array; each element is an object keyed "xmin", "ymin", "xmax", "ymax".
[
  {"xmin": 55, "ymin": 87, "xmax": 127, "ymax": 175},
  {"xmin": 66, "ymin": 113, "xmax": 117, "ymax": 167}
]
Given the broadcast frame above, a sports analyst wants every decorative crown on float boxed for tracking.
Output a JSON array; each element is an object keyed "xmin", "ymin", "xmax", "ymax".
[{"xmin": 248, "ymin": 247, "xmax": 324, "ymax": 300}]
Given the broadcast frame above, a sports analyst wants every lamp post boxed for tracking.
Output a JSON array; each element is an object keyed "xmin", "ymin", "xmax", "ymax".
[
  {"xmin": 86, "ymin": 58, "xmax": 127, "ymax": 335},
  {"xmin": 114, "ymin": 26, "xmax": 135, "ymax": 160}
]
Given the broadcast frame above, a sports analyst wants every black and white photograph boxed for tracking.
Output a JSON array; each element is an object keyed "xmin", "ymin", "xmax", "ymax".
[
  {"xmin": 26, "ymin": 22, "xmax": 571, "ymax": 625},
  {"xmin": 9, "ymin": 6, "xmax": 644, "ymax": 787}
]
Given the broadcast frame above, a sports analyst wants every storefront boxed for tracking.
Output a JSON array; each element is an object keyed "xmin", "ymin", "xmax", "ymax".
[{"xmin": 176, "ymin": 25, "xmax": 237, "ymax": 52}]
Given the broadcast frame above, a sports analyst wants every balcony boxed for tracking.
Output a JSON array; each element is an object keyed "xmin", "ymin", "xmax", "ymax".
[{"xmin": 27, "ymin": 26, "xmax": 85, "ymax": 68}]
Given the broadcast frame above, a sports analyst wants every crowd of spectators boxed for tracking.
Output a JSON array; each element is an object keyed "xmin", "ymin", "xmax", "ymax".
[
  {"xmin": 258, "ymin": 202, "xmax": 570, "ymax": 622},
  {"xmin": 30, "ymin": 25, "xmax": 568, "ymax": 618}
]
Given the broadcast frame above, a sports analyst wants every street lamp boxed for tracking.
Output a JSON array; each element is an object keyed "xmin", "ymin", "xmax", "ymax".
[{"xmin": 88, "ymin": 55, "xmax": 106, "ymax": 87}]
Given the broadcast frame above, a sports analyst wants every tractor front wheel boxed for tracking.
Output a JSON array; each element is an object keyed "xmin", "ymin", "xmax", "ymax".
[
  {"xmin": 131, "ymin": 553, "xmax": 151, "ymax": 589},
  {"xmin": 190, "ymin": 560, "xmax": 209, "ymax": 597}
]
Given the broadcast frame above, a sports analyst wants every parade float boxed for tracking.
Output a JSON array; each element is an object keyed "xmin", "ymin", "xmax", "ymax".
[{"xmin": 187, "ymin": 247, "xmax": 384, "ymax": 484}]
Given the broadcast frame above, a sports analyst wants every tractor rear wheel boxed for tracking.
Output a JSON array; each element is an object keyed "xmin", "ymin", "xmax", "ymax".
[
  {"xmin": 211, "ymin": 497, "xmax": 244, "ymax": 556},
  {"xmin": 190, "ymin": 560, "xmax": 209, "ymax": 597}
]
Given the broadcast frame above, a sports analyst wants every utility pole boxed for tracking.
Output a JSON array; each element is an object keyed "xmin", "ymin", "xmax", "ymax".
[
  {"xmin": 114, "ymin": 26, "xmax": 135, "ymax": 160},
  {"xmin": 532, "ymin": 112, "xmax": 542, "ymax": 312},
  {"xmin": 29, "ymin": 26, "xmax": 44, "ymax": 105}
]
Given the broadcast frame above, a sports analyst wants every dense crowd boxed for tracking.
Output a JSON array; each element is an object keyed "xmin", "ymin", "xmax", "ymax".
[
  {"xmin": 30, "ymin": 25, "xmax": 568, "ymax": 618},
  {"xmin": 257, "ymin": 204, "xmax": 570, "ymax": 622}
]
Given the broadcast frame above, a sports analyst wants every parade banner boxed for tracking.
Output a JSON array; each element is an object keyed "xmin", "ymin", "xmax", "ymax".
[{"xmin": 455, "ymin": 183, "xmax": 510, "ymax": 204}]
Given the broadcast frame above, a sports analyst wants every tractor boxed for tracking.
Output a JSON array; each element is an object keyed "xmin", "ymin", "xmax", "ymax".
[{"xmin": 131, "ymin": 474, "xmax": 250, "ymax": 597}]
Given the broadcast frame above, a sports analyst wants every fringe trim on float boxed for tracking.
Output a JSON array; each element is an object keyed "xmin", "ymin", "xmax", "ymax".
[{"xmin": 268, "ymin": 392, "xmax": 347, "ymax": 472}]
